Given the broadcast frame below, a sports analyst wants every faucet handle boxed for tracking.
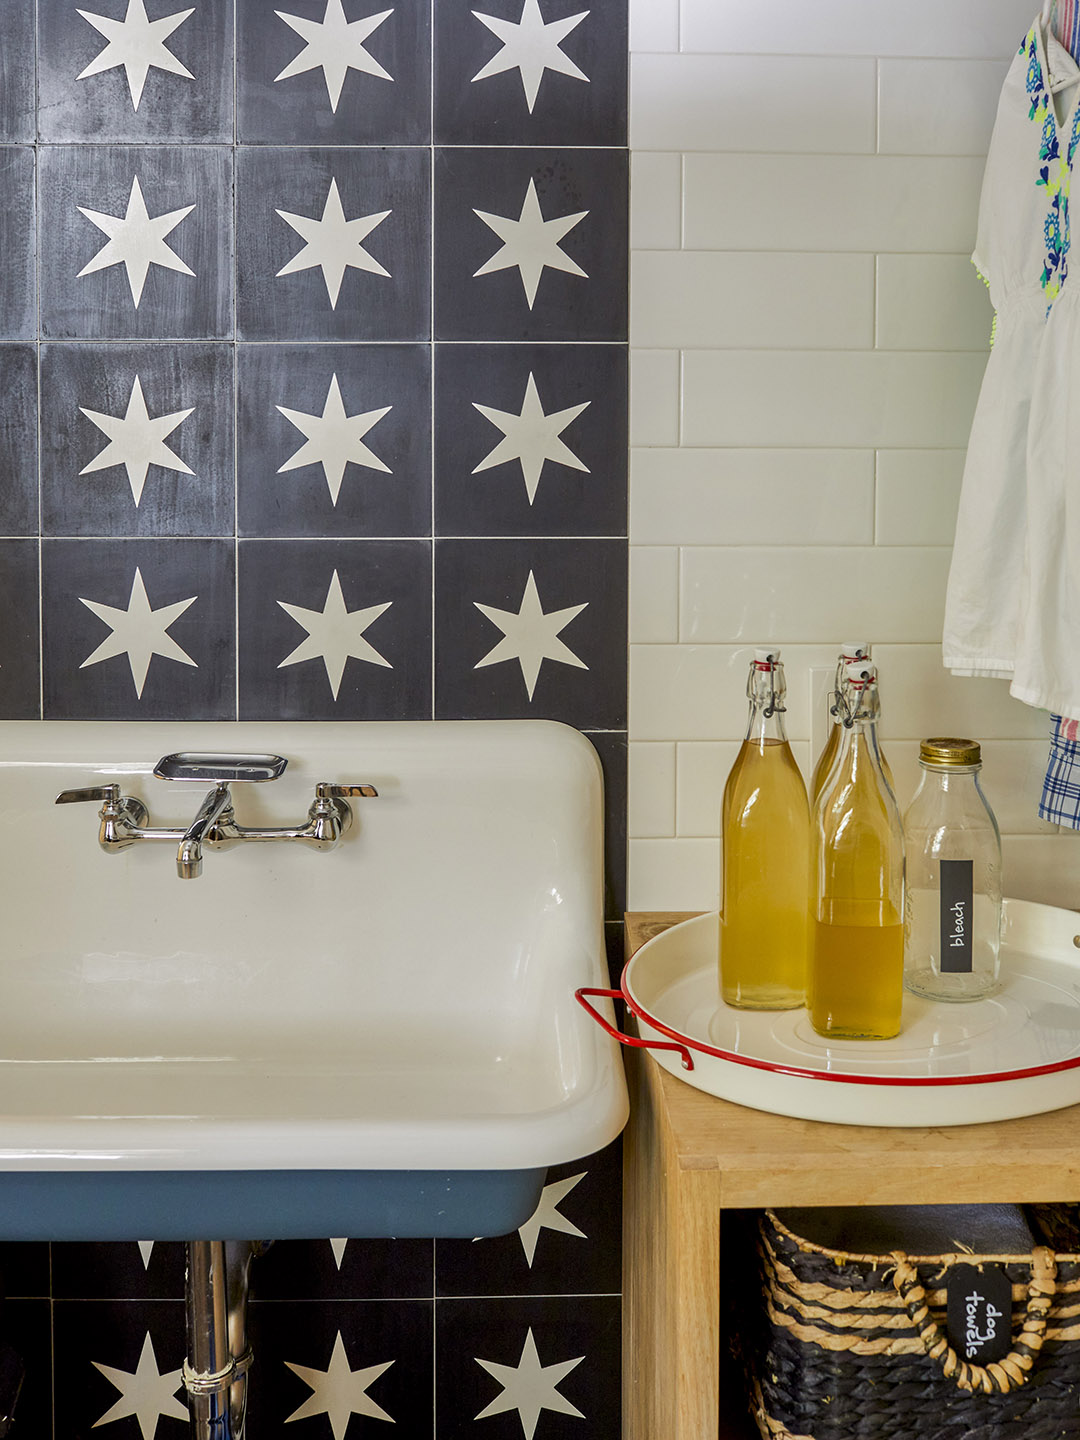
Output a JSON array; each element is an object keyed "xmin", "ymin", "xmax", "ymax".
[
  {"xmin": 55, "ymin": 784, "xmax": 122, "ymax": 807},
  {"xmin": 315, "ymin": 782, "xmax": 378, "ymax": 799}
]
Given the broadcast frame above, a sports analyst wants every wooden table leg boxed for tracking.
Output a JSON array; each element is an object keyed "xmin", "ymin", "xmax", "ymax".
[{"xmin": 623, "ymin": 1052, "xmax": 722, "ymax": 1440}]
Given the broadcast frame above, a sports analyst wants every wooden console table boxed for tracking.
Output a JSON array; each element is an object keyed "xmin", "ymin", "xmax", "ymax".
[{"xmin": 622, "ymin": 912, "xmax": 1080, "ymax": 1440}]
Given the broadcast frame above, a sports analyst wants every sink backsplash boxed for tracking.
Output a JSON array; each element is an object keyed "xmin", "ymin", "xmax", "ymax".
[{"xmin": 0, "ymin": 0, "xmax": 627, "ymax": 1434}]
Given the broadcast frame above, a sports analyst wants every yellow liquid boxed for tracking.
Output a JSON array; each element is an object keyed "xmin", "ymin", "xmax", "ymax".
[
  {"xmin": 810, "ymin": 722, "xmax": 841, "ymax": 804},
  {"xmin": 719, "ymin": 738, "xmax": 808, "ymax": 1010},
  {"xmin": 809, "ymin": 905, "xmax": 904, "ymax": 1039},
  {"xmin": 812, "ymin": 722, "xmax": 895, "ymax": 805}
]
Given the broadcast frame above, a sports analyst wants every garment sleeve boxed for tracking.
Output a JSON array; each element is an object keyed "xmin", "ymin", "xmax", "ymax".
[{"xmin": 971, "ymin": 124, "xmax": 1000, "ymax": 286}]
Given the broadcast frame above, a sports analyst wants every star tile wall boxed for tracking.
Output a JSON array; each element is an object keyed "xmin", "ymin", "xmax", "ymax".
[{"xmin": 0, "ymin": 0, "xmax": 627, "ymax": 1433}]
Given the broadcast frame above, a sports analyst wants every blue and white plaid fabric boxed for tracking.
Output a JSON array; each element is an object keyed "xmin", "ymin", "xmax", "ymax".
[{"xmin": 1040, "ymin": 714, "xmax": 1080, "ymax": 827}]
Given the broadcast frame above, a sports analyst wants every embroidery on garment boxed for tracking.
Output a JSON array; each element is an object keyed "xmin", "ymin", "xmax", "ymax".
[{"xmin": 1027, "ymin": 24, "xmax": 1080, "ymax": 305}]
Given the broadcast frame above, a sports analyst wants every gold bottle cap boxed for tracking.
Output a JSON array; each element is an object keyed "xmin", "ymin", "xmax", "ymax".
[{"xmin": 920, "ymin": 737, "xmax": 981, "ymax": 766}]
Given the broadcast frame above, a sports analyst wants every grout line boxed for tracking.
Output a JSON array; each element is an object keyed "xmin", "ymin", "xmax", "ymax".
[
  {"xmin": 429, "ymin": 0, "xmax": 437, "ymax": 1306},
  {"xmin": 34, "ymin": 38, "xmax": 43, "ymax": 721},
  {"xmin": 24, "ymin": 336, "xmax": 628, "ymax": 346},
  {"xmin": 435, "ymin": 1291, "xmax": 623, "ymax": 1301},
  {"xmin": 25, "ymin": 533, "xmax": 633, "ymax": 543},
  {"xmin": 430, "ymin": 80, "xmax": 436, "ymax": 722},
  {"xmin": 233, "ymin": 0, "xmax": 239, "ymax": 720},
  {"xmin": 631, "ymin": 46, "xmax": 1014, "ymax": 63}
]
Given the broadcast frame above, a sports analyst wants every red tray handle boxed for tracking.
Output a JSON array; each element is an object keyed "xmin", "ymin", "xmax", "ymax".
[{"xmin": 575, "ymin": 987, "xmax": 695, "ymax": 1071}]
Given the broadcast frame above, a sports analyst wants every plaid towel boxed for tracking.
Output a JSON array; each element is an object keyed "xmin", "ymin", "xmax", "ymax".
[{"xmin": 1040, "ymin": 714, "xmax": 1080, "ymax": 827}]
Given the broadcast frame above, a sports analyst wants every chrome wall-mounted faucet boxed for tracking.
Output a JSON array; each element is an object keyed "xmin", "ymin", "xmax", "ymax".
[{"xmin": 55, "ymin": 753, "xmax": 377, "ymax": 879}]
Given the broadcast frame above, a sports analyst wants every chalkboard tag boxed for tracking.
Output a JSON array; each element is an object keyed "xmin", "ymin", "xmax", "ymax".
[
  {"xmin": 946, "ymin": 1263, "xmax": 1012, "ymax": 1363},
  {"xmin": 940, "ymin": 858, "xmax": 974, "ymax": 973}
]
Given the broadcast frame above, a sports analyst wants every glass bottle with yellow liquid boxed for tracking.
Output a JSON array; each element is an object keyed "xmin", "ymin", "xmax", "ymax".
[
  {"xmin": 719, "ymin": 649, "xmax": 809, "ymax": 1010},
  {"xmin": 808, "ymin": 662, "xmax": 905, "ymax": 1039}
]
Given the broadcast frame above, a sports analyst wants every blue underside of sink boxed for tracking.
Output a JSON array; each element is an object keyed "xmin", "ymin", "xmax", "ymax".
[{"xmin": 0, "ymin": 1168, "xmax": 548, "ymax": 1241}]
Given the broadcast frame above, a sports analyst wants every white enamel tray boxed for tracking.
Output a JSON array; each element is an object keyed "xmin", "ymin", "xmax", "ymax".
[{"xmin": 577, "ymin": 899, "xmax": 1080, "ymax": 1127}]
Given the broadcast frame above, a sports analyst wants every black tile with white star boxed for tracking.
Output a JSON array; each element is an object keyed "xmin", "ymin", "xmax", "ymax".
[
  {"xmin": 436, "ymin": 1146, "xmax": 621, "ymax": 1299},
  {"xmin": 2, "ymin": 1301, "xmax": 52, "ymax": 1438},
  {"xmin": 0, "ymin": 1244, "xmax": 50, "ymax": 1301},
  {"xmin": 0, "ymin": 151, "xmax": 36, "ymax": 340},
  {"xmin": 246, "ymin": 1299, "xmax": 433, "ymax": 1436},
  {"xmin": 435, "ymin": 0, "xmax": 627, "ymax": 146},
  {"xmin": 238, "ymin": 343, "xmax": 431, "ymax": 539},
  {"xmin": 434, "ymin": 538, "xmax": 627, "ymax": 727},
  {"xmin": 238, "ymin": 539, "xmax": 432, "ymax": 719},
  {"xmin": 38, "ymin": 0, "xmax": 234, "ymax": 143},
  {"xmin": 236, "ymin": 147, "xmax": 431, "ymax": 342},
  {"xmin": 53, "ymin": 1300, "xmax": 188, "ymax": 1440},
  {"xmin": 434, "ymin": 147, "xmax": 628, "ymax": 342},
  {"xmin": 252, "ymin": 1238, "xmax": 434, "ymax": 1302},
  {"xmin": 42, "ymin": 538, "xmax": 236, "ymax": 719},
  {"xmin": 0, "ymin": 6, "xmax": 33, "ymax": 140},
  {"xmin": 435, "ymin": 343, "xmax": 626, "ymax": 537},
  {"xmin": 238, "ymin": 0, "xmax": 431, "ymax": 145},
  {"xmin": 436, "ymin": 1294, "xmax": 620, "ymax": 1440},
  {"xmin": 0, "ymin": 346, "xmax": 39, "ymax": 537},
  {"xmin": 38, "ymin": 145, "xmax": 234, "ymax": 341},
  {"xmin": 41, "ymin": 343, "xmax": 235, "ymax": 538},
  {"xmin": 0, "ymin": 542, "xmax": 41, "ymax": 719},
  {"xmin": 52, "ymin": 1242, "xmax": 185, "ymax": 1301}
]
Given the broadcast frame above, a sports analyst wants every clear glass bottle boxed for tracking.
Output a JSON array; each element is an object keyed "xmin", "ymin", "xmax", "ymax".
[
  {"xmin": 904, "ymin": 739, "xmax": 1002, "ymax": 1002},
  {"xmin": 719, "ymin": 649, "xmax": 809, "ymax": 1010},
  {"xmin": 809, "ymin": 662, "xmax": 905, "ymax": 1040}
]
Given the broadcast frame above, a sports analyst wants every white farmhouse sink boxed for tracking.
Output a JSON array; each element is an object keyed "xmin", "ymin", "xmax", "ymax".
[{"xmin": 0, "ymin": 719, "xmax": 627, "ymax": 1239}]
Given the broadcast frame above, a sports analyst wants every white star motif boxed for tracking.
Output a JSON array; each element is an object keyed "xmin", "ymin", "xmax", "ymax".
[
  {"xmin": 277, "ymin": 373, "xmax": 391, "ymax": 506},
  {"xmin": 474, "ymin": 177, "xmax": 587, "ymax": 309},
  {"xmin": 278, "ymin": 569, "xmax": 393, "ymax": 700},
  {"xmin": 137, "ymin": 1241, "xmax": 155, "ymax": 1268},
  {"xmin": 475, "ymin": 1327, "xmax": 585, "ymax": 1440},
  {"xmin": 77, "ymin": 0, "xmax": 195, "ymax": 112},
  {"xmin": 474, "ymin": 570, "xmax": 588, "ymax": 701},
  {"xmin": 329, "ymin": 1238, "xmax": 349, "ymax": 1268},
  {"xmin": 285, "ymin": 1330, "xmax": 394, "ymax": 1437},
  {"xmin": 77, "ymin": 173, "xmax": 195, "ymax": 309},
  {"xmin": 517, "ymin": 1171, "xmax": 587, "ymax": 1266},
  {"xmin": 277, "ymin": 177, "xmax": 391, "ymax": 308},
  {"xmin": 473, "ymin": 371, "xmax": 589, "ymax": 505},
  {"xmin": 79, "ymin": 374, "xmax": 195, "ymax": 507},
  {"xmin": 275, "ymin": 0, "xmax": 394, "ymax": 112},
  {"xmin": 80, "ymin": 567, "xmax": 198, "ymax": 700},
  {"xmin": 472, "ymin": 0, "xmax": 589, "ymax": 113},
  {"xmin": 92, "ymin": 1331, "xmax": 188, "ymax": 1440}
]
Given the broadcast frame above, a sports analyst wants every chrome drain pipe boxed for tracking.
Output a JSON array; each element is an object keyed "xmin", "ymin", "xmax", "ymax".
[{"xmin": 184, "ymin": 1242, "xmax": 259, "ymax": 1440}]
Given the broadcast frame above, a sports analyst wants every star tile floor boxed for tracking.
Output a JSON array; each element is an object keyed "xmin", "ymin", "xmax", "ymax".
[
  {"xmin": 0, "ymin": 0, "xmax": 626, "ymax": 1431},
  {"xmin": 0, "ymin": 1146, "xmax": 621, "ymax": 1437}
]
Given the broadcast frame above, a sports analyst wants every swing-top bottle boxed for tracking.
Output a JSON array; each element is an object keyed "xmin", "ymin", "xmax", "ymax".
[
  {"xmin": 809, "ymin": 662, "xmax": 905, "ymax": 1040},
  {"xmin": 811, "ymin": 643, "xmax": 893, "ymax": 804},
  {"xmin": 811, "ymin": 643, "xmax": 869, "ymax": 803},
  {"xmin": 719, "ymin": 649, "xmax": 809, "ymax": 1010}
]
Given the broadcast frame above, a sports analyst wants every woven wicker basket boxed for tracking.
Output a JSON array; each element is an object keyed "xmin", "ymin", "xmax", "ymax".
[{"xmin": 740, "ymin": 1207, "xmax": 1080, "ymax": 1440}]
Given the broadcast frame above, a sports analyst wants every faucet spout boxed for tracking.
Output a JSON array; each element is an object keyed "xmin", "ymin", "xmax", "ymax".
[{"xmin": 178, "ymin": 784, "xmax": 232, "ymax": 880}]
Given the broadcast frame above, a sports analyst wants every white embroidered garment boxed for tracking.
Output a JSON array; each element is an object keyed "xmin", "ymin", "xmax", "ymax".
[{"xmin": 943, "ymin": 18, "xmax": 1080, "ymax": 712}]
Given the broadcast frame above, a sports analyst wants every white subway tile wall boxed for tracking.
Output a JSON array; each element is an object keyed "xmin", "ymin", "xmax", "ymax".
[{"xmin": 627, "ymin": 0, "xmax": 1078, "ymax": 911}]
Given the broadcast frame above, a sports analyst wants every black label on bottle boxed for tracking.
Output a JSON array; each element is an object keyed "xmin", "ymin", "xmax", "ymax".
[
  {"xmin": 939, "ymin": 858, "xmax": 974, "ymax": 973},
  {"xmin": 946, "ymin": 1263, "xmax": 1012, "ymax": 1363}
]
